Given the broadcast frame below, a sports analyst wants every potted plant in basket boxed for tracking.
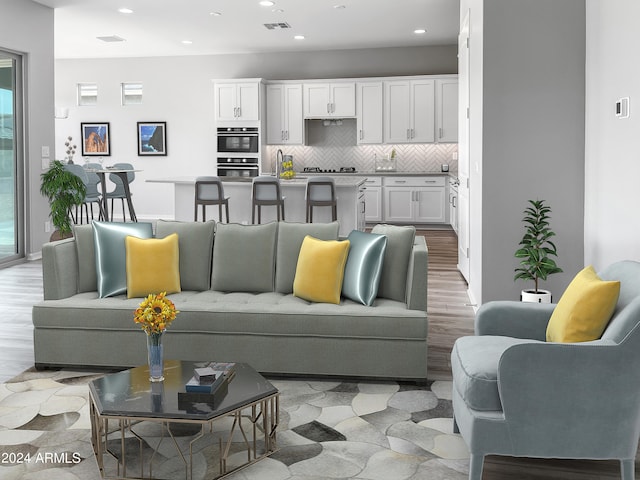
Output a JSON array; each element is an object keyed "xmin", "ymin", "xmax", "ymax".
[
  {"xmin": 514, "ymin": 199, "xmax": 562, "ymax": 303},
  {"xmin": 40, "ymin": 159, "xmax": 86, "ymax": 241}
]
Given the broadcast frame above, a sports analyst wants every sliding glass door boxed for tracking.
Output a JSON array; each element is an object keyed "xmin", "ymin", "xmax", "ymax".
[{"xmin": 0, "ymin": 51, "xmax": 24, "ymax": 265}]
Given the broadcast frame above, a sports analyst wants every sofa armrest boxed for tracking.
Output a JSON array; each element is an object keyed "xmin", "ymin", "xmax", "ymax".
[
  {"xmin": 42, "ymin": 238, "xmax": 79, "ymax": 300},
  {"xmin": 475, "ymin": 300, "xmax": 554, "ymax": 340},
  {"xmin": 406, "ymin": 235, "xmax": 428, "ymax": 311}
]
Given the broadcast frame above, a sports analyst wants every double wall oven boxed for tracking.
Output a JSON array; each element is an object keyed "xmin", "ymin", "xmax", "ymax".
[{"xmin": 216, "ymin": 126, "xmax": 260, "ymax": 178}]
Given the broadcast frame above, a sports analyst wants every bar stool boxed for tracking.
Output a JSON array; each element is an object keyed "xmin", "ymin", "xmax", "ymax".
[
  {"xmin": 306, "ymin": 176, "xmax": 337, "ymax": 222},
  {"xmin": 194, "ymin": 176, "xmax": 229, "ymax": 222},
  {"xmin": 251, "ymin": 176, "xmax": 285, "ymax": 224}
]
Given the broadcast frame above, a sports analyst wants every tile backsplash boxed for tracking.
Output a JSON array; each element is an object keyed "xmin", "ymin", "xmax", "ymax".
[{"xmin": 264, "ymin": 118, "xmax": 458, "ymax": 174}]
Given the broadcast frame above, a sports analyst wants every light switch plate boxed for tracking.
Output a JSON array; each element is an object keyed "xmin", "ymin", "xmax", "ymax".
[
  {"xmin": 41, "ymin": 146, "xmax": 50, "ymax": 157},
  {"xmin": 615, "ymin": 97, "xmax": 630, "ymax": 118}
]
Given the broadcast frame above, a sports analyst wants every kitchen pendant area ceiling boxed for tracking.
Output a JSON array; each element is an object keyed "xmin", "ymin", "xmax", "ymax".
[{"xmin": 32, "ymin": 0, "xmax": 459, "ymax": 59}]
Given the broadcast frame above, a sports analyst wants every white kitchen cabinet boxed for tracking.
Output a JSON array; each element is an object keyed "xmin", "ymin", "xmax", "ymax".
[
  {"xmin": 435, "ymin": 78, "xmax": 458, "ymax": 143},
  {"xmin": 356, "ymin": 82, "xmax": 383, "ymax": 144},
  {"xmin": 363, "ymin": 177, "xmax": 382, "ymax": 222},
  {"xmin": 383, "ymin": 176, "xmax": 446, "ymax": 223},
  {"xmin": 384, "ymin": 79, "xmax": 435, "ymax": 143},
  {"xmin": 304, "ymin": 83, "xmax": 356, "ymax": 118},
  {"xmin": 266, "ymin": 83, "xmax": 304, "ymax": 144},
  {"xmin": 215, "ymin": 81, "xmax": 260, "ymax": 122}
]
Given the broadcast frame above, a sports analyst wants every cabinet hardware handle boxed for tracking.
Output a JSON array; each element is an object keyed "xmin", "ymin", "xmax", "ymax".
[
  {"xmin": 327, "ymin": 103, "xmax": 331, "ymax": 114},
  {"xmin": 453, "ymin": 196, "xmax": 457, "ymax": 207},
  {"xmin": 439, "ymin": 127, "xmax": 443, "ymax": 139},
  {"xmin": 359, "ymin": 129, "xmax": 363, "ymax": 140},
  {"xmin": 281, "ymin": 131, "xmax": 284, "ymax": 141},
  {"xmin": 237, "ymin": 107, "xmax": 241, "ymax": 117},
  {"xmin": 425, "ymin": 180, "xmax": 436, "ymax": 183},
  {"xmin": 407, "ymin": 129, "xmax": 410, "ymax": 140},
  {"xmin": 395, "ymin": 180, "xmax": 407, "ymax": 183},
  {"xmin": 411, "ymin": 128, "xmax": 415, "ymax": 139},
  {"xmin": 286, "ymin": 131, "xmax": 289, "ymax": 141}
]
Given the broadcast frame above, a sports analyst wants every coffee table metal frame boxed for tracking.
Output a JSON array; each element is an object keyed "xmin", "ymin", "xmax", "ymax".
[{"xmin": 88, "ymin": 364, "xmax": 279, "ymax": 480}]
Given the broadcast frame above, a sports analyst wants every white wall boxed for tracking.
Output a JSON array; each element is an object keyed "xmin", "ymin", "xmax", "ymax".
[
  {"xmin": 585, "ymin": 0, "xmax": 640, "ymax": 268},
  {"xmin": 55, "ymin": 46, "xmax": 457, "ymax": 220},
  {"xmin": 461, "ymin": 0, "xmax": 586, "ymax": 304},
  {"xmin": 1, "ymin": 0, "xmax": 55, "ymax": 257}
]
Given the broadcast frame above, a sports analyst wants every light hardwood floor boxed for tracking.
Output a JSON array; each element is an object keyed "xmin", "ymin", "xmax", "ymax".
[{"xmin": 0, "ymin": 230, "xmax": 636, "ymax": 479}]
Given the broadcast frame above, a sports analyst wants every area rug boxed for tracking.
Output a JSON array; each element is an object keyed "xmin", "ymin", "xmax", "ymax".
[{"xmin": 0, "ymin": 368, "xmax": 469, "ymax": 479}]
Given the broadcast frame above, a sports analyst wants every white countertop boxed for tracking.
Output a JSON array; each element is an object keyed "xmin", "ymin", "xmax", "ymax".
[{"xmin": 147, "ymin": 176, "xmax": 367, "ymax": 187}]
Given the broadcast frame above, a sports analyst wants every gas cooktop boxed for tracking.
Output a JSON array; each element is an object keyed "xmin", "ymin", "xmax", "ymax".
[{"xmin": 303, "ymin": 167, "xmax": 358, "ymax": 174}]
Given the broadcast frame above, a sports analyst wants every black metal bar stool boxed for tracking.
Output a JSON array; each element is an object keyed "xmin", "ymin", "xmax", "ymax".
[
  {"xmin": 194, "ymin": 176, "xmax": 229, "ymax": 222},
  {"xmin": 251, "ymin": 176, "xmax": 285, "ymax": 224},
  {"xmin": 306, "ymin": 176, "xmax": 337, "ymax": 222}
]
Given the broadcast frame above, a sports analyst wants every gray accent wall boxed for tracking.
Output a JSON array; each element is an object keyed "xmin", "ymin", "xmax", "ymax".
[
  {"xmin": 0, "ymin": 0, "xmax": 55, "ymax": 258},
  {"xmin": 585, "ymin": 0, "xmax": 640, "ymax": 268},
  {"xmin": 462, "ymin": 0, "xmax": 586, "ymax": 303}
]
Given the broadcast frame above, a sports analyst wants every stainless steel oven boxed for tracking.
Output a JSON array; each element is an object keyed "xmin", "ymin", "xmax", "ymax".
[
  {"xmin": 217, "ymin": 157, "xmax": 260, "ymax": 178},
  {"xmin": 217, "ymin": 127, "xmax": 259, "ymax": 154}
]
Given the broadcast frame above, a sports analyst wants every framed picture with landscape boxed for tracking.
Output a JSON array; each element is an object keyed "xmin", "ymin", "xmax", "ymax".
[
  {"xmin": 137, "ymin": 121, "xmax": 167, "ymax": 156},
  {"xmin": 80, "ymin": 122, "xmax": 110, "ymax": 156}
]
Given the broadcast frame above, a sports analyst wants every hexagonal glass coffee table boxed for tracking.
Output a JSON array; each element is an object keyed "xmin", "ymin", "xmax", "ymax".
[{"xmin": 88, "ymin": 360, "xmax": 279, "ymax": 479}]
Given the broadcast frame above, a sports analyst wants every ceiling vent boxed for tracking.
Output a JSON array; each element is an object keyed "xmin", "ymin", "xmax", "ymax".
[
  {"xmin": 263, "ymin": 22, "xmax": 291, "ymax": 30},
  {"xmin": 96, "ymin": 35, "xmax": 126, "ymax": 43}
]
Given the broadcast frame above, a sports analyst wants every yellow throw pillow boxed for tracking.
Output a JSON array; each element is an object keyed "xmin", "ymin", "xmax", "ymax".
[
  {"xmin": 125, "ymin": 233, "xmax": 181, "ymax": 298},
  {"xmin": 546, "ymin": 265, "xmax": 620, "ymax": 343},
  {"xmin": 293, "ymin": 235, "xmax": 350, "ymax": 304}
]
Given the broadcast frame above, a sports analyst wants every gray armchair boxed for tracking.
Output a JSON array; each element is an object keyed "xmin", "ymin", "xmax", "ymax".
[{"xmin": 451, "ymin": 260, "xmax": 640, "ymax": 480}]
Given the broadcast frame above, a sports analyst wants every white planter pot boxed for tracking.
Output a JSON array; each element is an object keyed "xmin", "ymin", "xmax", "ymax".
[{"xmin": 520, "ymin": 289, "xmax": 552, "ymax": 303}]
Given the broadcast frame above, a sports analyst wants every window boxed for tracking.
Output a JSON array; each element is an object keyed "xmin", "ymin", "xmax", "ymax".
[
  {"xmin": 122, "ymin": 82, "xmax": 143, "ymax": 105},
  {"xmin": 77, "ymin": 83, "xmax": 98, "ymax": 106}
]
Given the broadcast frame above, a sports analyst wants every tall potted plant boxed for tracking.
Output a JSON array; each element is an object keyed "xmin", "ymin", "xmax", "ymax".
[
  {"xmin": 40, "ymin": 160, "xmax": 86, "ymax": 241},
  {"xmin": 514, "ymin": 199, "xmax": 562, "ymax": 303}
]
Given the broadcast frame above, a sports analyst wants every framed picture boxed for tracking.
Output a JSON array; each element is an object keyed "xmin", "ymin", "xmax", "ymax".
[
  {"xmin": 80, "ymin": 122, "xmax": 110, "ymax": 156},
  {"xmin": 137, "ymin": 121, "xmax": 167, "ymax": 156}
]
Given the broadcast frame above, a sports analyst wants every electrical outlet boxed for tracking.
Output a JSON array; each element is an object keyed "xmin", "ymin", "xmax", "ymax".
[
  {"xmin": 42, "ymin": 157, "xmax": 50, "ymax": 170},
  {"xmin": 452, "ymin": 152, "xmax": 458, "ymax": 160},
  {"xmin": 45, "ymin": 221, "xmax": 51, "ymax": 233},
  {"xmin": 41, "ymin": 146, "xmax": 50, "ymax": 157}
]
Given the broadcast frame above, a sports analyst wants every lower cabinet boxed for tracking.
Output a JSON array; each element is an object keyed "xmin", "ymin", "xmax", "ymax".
[
  {"xmin": 383, "ymin": 176, "xmax": 446, "ymax": 224},
  {"xmin": 363, "ymin": 177, "xmax": 382, "ymax": 222}
]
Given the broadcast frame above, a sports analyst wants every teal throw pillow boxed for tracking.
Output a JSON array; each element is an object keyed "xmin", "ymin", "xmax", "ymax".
[
  {"xmin": 371, "ymin": 224, "xmax": 416, "ymax": 302},
  {"xmin": 342, "ymin": 230, "xmax": 388, "ymax": 306},
  {"xmin": 93, "ymin": 221, "xmax": 153, "ymax": 298}
]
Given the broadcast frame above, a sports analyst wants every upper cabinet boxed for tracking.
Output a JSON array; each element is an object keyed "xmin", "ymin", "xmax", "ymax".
[
  {"xmin": 356, "ymin": 82, "xmax": 383, "ymax": 144},
  {"xmin": 214, "ymin": 80, "xmax": 261, "ymax": 122},
  {"xmin": 266, "ymin": 84, "xmax": 304, "ymax": 145},
  {"xmin": 384, "ymin": 79, "xmax": 435, "ymax": 143},
  {"xmin": 303, "ymin": 83, "xmax": 356, "ymax": 118},
  {"xmin": 435, "ymin": 78, "xmax": 459, "ymax": 143}
]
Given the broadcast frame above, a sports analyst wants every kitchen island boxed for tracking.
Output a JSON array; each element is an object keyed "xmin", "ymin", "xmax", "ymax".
[{"xmin": 147, "ymin": 176, "xmax": 367, "ymax": 236}]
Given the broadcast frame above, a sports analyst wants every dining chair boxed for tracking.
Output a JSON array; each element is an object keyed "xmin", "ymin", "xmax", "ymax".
[
  {"xmin": 251, "ymin": 176, "xmax": 285, "ymax": 224},
  {"xmin": 106, "ymin": 163, "xmax": 136, "ymax": 221},
  {"xmin": 194, "ymin": 176, "xmax": 229, "ymax": 222},
  {"xmin": 305, "ymin": 176, "xmax": 337, "ymax": 222},
  {"xmin": 64, "ymin": 164, "xmax": 104, "ymax": 224}
]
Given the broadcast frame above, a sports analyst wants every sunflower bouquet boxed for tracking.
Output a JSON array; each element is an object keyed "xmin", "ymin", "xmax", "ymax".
[{"xmin": 134, "ymin": 292, "xmax": 179, "ymax": 335}]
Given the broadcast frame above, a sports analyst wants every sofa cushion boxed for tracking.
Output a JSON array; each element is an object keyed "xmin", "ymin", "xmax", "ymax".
[
  {"xmin": 73, "ymin": 224, "xmax": 97, "ymax": 293},
  {"xmin": 371, "ymin": 224, "xmax": 416, "ymax": 302},
  {"xmin": 342, "ymin": 230, "xmax": 388, "ymax": 306},
  {"xmin": 546, "ymin": 265, "xmax": 620, "ymax": 343},
  {"xmin": 125, "ymin": 233, "xmax": 181, "ymax": 298},
  {"xmin": 275, "ymin": 221, "xmax": 340, "ymax": 294},
  {"xmin": 155, "ymin": 219, "xmax": 215, "ymax": 291},
  {"xmin": 452, "ymin": 335, "xmax": 539, "ymax": 412},
  {"xmin": 293, "ymin": 236, "xmax": 350, "ymax": 304},
  {"xmin": 93, "ymin": 221, "xmax": 154, "ymax": 298},
  {"xmin": 211, "ymin": 222, "xmax": 277, "ymax": 293}
]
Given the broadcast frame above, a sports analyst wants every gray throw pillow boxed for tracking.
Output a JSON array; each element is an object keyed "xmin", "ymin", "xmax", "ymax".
[
  {"xmin": 73, "ymin": 224, "xmax": 97, "ymax": 293},
  {"xmin": 371, "ymin": 224, "xmax": 416, "ymax": 302},
  {"xmin": 155, "ymin": 219, "xmax": 215, "ymax": 291},
  {"xmin": 275, "ymin": 221, "xmax": 340, "ymax": 294},
  {"xmin": 342, "ymin": 230, "xmax": 388, "ymax": 306},
  {"xmin": 93, "ymin": 221, "xmax": 154, "ymax": 298},
  {"xmin": 211, "ymin": 222, "xmax": 277, "ymax": 293}
]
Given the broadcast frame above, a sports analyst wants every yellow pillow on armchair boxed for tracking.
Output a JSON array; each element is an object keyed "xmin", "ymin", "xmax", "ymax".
[
  {"xmin": 546, "ymin": 265, "xmax": 620, "ymax": 343},
  {"xmin": 293, "ymin": 235, "xmax": 350, "ymax": 304},
  {"xmin": 125, "ymin": 233, "xmax": 181, "ymax": 298}
]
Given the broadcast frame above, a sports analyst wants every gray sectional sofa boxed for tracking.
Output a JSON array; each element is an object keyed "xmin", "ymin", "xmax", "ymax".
[{"xmin": 32, "ymin": 220, "xmax": 428, "ymax": 380}]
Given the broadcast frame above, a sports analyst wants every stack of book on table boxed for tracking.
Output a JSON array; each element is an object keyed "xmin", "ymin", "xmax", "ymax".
[{"xmin": 178, "ymin": 362, "xmax": 236, "ymax": 409}]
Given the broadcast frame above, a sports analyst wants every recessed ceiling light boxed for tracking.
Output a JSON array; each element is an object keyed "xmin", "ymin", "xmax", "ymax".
[
  {"xmin": 260, "ymin": 1, "xmax": 275, "ymax": 6},
  {"xmin": 272, "ymin": 8, "xmax": 284, "ymax": 13},
  {"xmin": 333, "ymin": 5, "xmax": 346, "ymax": 9},
  {"xmin": 182, "ymin": 40, "xmax": 193, "ymax": 45},
  {"xmin": 294, "ymin": 35, "xmax": 305, "ymax": 40},
  {"xmin": 118, "ymin": 8, "xmax": 133, "ymax": 14},
  {"xmin": 414, "ymin": 29, "xmax": 427, "ymax": 34},
  {"xmin": 210, "ymin": 11, "xmax": 222, "ymax": 16}
]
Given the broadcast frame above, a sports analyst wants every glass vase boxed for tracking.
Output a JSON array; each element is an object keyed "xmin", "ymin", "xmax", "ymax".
[{"xmin": 146, "ymin": 331, "xmax": 165, "ymax": 382}]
